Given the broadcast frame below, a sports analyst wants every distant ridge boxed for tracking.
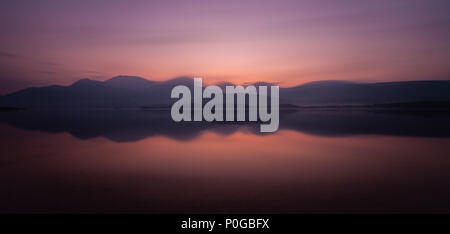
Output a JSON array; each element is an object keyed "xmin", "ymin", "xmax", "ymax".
[
  {"xmin": 0, "ymin": 76, "xmax": 450, "ymax": 108},
  {"xmin": 104, "ymin": 75, "xmax": 157, "ymax": 90},
  {"xmin": 281, "ymin": 80, "xmax": 450, "ymax": 105},
  {"xmin": 0, "ymin": 76, "xmax": 187, "ymax": 108}
]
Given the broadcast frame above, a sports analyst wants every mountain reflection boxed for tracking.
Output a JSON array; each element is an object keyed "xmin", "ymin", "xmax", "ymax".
[{"xmin": 0, "ymin": 108, "xmax": 449, "ymax": 142}]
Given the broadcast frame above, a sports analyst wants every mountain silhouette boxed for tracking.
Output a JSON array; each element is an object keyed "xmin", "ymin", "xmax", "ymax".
[
  {"xmin": 0, "ymin": 76, "xmax": 192, "ymax": 108},
  {"xmin": 1, "ymin": 76, "xmax": 450, "ymax": 108},
  {"xmin": 104, "ymin": 75, "xmax": 157, "ymax": 90},
  {"xmin": 281, "ymin": 80, "xmax": 450, "ymax": 105}
]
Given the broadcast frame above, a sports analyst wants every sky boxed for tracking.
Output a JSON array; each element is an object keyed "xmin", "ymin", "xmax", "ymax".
[{"xmin": 0, "ymin": 0, "xmax": 450, "ymax": 94}]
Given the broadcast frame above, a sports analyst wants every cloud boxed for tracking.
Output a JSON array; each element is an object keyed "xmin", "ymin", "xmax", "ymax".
[
  {"xmin": 39, "ymin": 61, "xmax": 63, "ymax": 67},
  {"xmin": 39, "ymin": 71, "xmax": 57, "ymax": 75},
  {"xmin": 0, "ymin": 51, "xmax": 23, "ymax": 59},
  {"xmin": 0, "ymin": 51, "xmax": 63, "ymax": 67}
]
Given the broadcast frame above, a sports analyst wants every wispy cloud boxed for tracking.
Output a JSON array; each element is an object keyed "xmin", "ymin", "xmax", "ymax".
[{"xmin": 0, "ymin": 51, "xmax": 23, "ymax": 59}]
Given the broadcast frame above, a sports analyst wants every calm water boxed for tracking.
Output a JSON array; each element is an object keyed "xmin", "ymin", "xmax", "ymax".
[{"xmin": 1, "ymin": 109, "xmax": 450, "ymax": 213}]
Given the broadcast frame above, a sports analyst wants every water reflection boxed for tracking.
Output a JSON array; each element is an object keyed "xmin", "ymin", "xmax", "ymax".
[
  {"xmin": 1, "ymin": 110, "xmax": 450, "ymax": 213},
  {"xmin": 0, "ymin": 109, "xmax": 449, "ymax": 142}
]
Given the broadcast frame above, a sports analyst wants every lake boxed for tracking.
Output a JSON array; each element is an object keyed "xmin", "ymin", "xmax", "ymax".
[{"xmin": 1, "ymin": 109, "xmax": 450, "ymax": 213}]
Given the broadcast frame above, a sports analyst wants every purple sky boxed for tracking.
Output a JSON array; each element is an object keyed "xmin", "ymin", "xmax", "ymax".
[{"xmin": 0, "ymin": 0, "xmax": 449, "ymax": 94}]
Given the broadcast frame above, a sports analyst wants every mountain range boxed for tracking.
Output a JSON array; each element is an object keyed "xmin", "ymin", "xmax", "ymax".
[{"xmin": 1, "ymin": 75, "xmax": 450, "ymax": 108}]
